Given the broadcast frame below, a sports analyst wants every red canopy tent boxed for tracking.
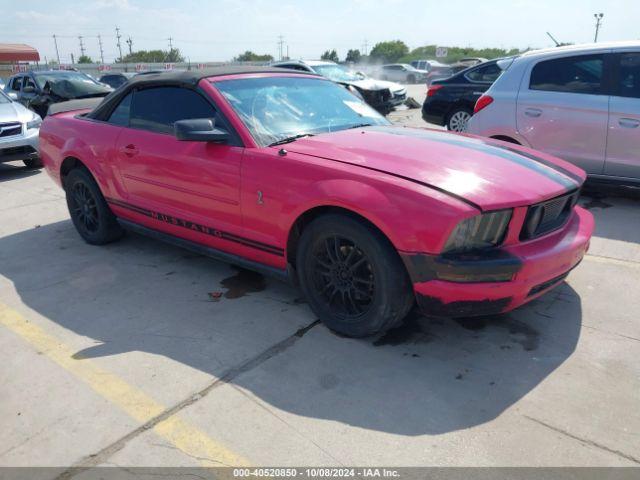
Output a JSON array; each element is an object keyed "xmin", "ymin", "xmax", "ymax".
[{"xmin": 0, "ymin": 44, "xmax": 40, "ymax": 62}]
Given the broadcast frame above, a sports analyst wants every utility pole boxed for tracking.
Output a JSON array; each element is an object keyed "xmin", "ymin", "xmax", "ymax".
[
  {"xmin": 52, "ymin": 34, "xmax": 61, "ymax": 64},
  {"xmin": 98, "ymin": 35, "xmax": 105, "ymax": 64},
  {"xmin": 168, "ymin": 37, "xmax": 174, "ymax": 50},
  {"xmin": 593, "ymin": 13, "xmax": 604, "ymax": 42},
  {"xmin": 115, "ymin": 26, "xmax": 123, "ymax": 61},
  {"xmin": 126, "ymin": 36, "xmax": 133, "ymax": 55},
  {"xmin": 362, "ymin": 39, "xmax": 369, "ymax": 56},
  {"xmin": 286, "ymin": 44, "xmax": 289, "ymax": 60},
  {"xmin": 277, "ymin": 35, "xmax": 284, "ymax": 61},
  {"xmin": 78, "ymin": 35, "xmax": 86, "ymax": 58}
]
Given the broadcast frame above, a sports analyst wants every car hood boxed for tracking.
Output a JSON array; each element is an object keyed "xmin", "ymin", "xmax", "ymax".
[
  {"xmin": 286, "ymin": 126, "xmax": 585, "ymax": 211},
  {"xmin": 0, "ymin": 101, "xmax": 34, "ymax": 123},
  {"xmin": 348, "ymin": 78, "xmax": 405, "ymax": 93}
]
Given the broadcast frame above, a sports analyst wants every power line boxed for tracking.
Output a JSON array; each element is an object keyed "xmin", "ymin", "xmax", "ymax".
[
  {"xmin": 98, "ymin": 34, "xmax": 105, "ymax": 64},
  {"xmin": 115, "ymin": 26, "xmax": 123, "ymax": 60},
  {"xmin": 52, "ymin": 34, "xmax": 61, "ymax": 64},
  {"xmin": 277, "ymin": 35, "xmax": 284, "ymax": 61},
  {"xmin": 78, "ymin": 35, "xmax": 86, "ymax": 58},
  {"xmin": 593, "ymin": 13, "xmax": 604, "ymax": 42}
]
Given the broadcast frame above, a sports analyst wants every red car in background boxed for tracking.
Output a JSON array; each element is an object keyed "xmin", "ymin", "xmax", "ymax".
[{"xmin": 39, "ymin": 67, "xmax": 593, "ymax": 338}]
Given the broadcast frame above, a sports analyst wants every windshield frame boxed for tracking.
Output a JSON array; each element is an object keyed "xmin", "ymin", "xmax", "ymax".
[
  {"xmin": 212, "ymin": 74, "xmax": 390, "ymax": 147},
  {"xmin": 0, "ymin": 89, "xmax": 11, "ymax": 104}
]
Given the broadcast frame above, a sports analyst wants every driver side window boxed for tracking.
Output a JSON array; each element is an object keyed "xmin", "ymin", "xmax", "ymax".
[
  {"xmin": 107, "ymin": 92, "xmax": 132, "ymax": 126},
  {"xmin": 129, "ymin": 86, "xmax": 217, "ymax": 134},
  {"xmin": 10, "ymin": 77, "xmax": 22, "ymax": 92}
]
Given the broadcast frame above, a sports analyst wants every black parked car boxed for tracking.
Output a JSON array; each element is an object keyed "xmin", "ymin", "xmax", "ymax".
[
  {"xmin": 98, "ymin": 72, "xmax": 138, "ymax": 89},
  {"xmin": 422, "ymin": 60, "xmax": 502, "ymax": 132},
  {"xmin": 4, "ymin": 70, "xmax": 112, "ymax": 118}
]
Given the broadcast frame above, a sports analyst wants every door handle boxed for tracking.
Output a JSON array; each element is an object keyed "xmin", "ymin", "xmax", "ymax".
[
  {"xmin": 121, "ymin": 144, "xmax": 139, "ymax": 157},
  {"xmin": 618, "ymin": 118, "xmax": 640, "ymax": 128},
  {"xmin": 524, "ymin": 108, "xmax": 542, "ymax": 118}
]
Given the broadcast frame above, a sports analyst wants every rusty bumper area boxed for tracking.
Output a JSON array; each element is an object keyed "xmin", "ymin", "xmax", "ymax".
[
  {"xmin": 401, "ymin": 250, "xmax": 521, "ymax": 318},
  {"xmin": 415, "ymin": 294, "xmax": 513, "ymax": 318}
]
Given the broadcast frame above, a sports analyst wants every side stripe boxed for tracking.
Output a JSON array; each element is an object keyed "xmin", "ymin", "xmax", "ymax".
[{"xmin": 106, "ymin": 198, "xmax": 284, "ymax": 257}]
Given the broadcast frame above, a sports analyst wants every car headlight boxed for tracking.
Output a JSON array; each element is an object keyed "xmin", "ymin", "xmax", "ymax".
[
  {"xmin": 26, "ymin": 115, "xmax": 42, "ymax": 130},
  {"xmin": 443, "ymin": 210, "xmax": 512, "ymax": 254}
]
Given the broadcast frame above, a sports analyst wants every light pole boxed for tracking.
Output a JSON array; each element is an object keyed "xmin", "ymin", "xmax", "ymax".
[{"xmin": 594, "ymin": 13, "xmax": 604, "ymax": 42}]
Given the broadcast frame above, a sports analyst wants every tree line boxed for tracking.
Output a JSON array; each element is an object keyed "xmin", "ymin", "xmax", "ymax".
[
  {"xmin": 62, "ymin": 41, "xmax": 523, "ymax": 66},
  {"xmin": 233, "ymin": 41, "xmax": 522, "ymax": 66}
]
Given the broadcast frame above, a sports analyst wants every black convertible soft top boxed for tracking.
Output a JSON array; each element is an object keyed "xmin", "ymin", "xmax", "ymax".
[
  {"xmin": 128, "ymin": 65, "xmax": 316, "ymax": 86},
  {"xmin": 86, "ymin": 65, "xmax": 316, "ymax": 121}
]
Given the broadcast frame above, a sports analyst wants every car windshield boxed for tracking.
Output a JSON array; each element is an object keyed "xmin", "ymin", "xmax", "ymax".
[
  {"xmin": 312, "ymin": 64, "xmax": 361, "ymax": 82},
  {"xmin": 215, "ymin": 76, "xmax": 389, "ymax": 146},
  {"xmin": 0, "ymin": 90, "xmax": 10, "ymax": 104},
  {"xmin": 33, "ymin": 71, "xmax": 111, "ymax": 97}
]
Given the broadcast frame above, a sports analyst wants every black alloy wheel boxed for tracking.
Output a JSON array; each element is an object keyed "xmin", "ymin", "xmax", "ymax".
[
  {"xmin": 311, "ymin": 234, "xmax": 375, "ymax": 318},
  {"xmin": 65, "ymin": 167, "xmax": 123, "ymax": 245},
  {"xmin": 297, "ymin": 214, "xmax": 414, "ymax": 337}
]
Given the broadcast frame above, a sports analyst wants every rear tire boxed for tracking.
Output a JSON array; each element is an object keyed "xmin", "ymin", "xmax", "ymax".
[
  {"xmin": 23, "ymin": 157, "xmax": 43, "ymax": 169},
  {"xmin": 65, "ymin": 168, "xmax": 124, "ymax": 245},
  {"xmin": 297, "ymin": 214, "xmax": 414, "ymax": 337},
  {"xmin": 446, "ymin": 108, "xmax": 472, "ymax": 132}
]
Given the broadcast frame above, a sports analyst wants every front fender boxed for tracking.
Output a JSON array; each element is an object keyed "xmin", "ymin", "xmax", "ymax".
[
  {"xmin": 281, "ymin": 176, "xmax": 474, "ymax": 255},
  {"xmin": 284, "ymin": 178, "xmax": 400, "ymax": 246}
]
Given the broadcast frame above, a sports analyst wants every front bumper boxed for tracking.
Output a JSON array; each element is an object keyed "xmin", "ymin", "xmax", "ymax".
[
  {"xmin": 389, "ymin": 90, "xmax": 407, "ymax": 106},
  {"xmin": 0, "ymin": 126, "xmax": 39, "ymax": 163},
  {"xmin": 402, "ymin": 206, "xmax": 594, "ymax": 318}
]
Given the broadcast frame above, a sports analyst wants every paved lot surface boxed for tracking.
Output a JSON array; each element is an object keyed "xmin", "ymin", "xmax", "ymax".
[{"xmin": 1, "ymin": 84, "xmax": 639, "ymax": 470}]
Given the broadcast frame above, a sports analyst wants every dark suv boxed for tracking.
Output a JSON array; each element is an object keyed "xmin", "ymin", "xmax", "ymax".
[
  {"xmin": 4, "ymin": 70, "xmax": 112, "ymax": 118},
  {"xmin": 422, "ymin": 60, "xmax": 502, "ymax": 131}
]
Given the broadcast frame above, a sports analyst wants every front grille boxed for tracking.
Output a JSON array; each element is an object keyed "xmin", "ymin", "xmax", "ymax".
[
  {"xmin": 0, "ymin": 122, "xmax": 22, "ymax": 138},
  {"xmin": 520, "ymin": 190, "xmax": 579, "ymax": 240}
]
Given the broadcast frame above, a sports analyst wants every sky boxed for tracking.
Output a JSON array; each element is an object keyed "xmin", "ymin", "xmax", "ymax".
[{"xmin": 0, "ymin": 0, "xmax": 637, "ymax": 63}]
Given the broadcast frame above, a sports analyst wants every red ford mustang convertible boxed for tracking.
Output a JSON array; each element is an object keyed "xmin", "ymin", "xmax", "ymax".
[{"xmin": 40, "ymin": 67, "xmax": 594, "ymax": 337}]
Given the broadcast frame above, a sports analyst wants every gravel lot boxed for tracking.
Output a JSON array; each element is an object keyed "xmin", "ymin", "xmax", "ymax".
[{"xmin": 1, "ymin": 84, "xmax": 639, "ymax": 470}]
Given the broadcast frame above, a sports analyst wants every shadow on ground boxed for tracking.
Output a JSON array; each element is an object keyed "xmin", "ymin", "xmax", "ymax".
[
  {"xmin": 580, "ymin": 183, "xmax": 640, "ymax": 245},
  {"xmin": 0, "ymin": 162, "xmax": 42, "ymax": 183},
  {"xmin": 0, "ymin": 219, "xmax": 583, "ymax": 435}
]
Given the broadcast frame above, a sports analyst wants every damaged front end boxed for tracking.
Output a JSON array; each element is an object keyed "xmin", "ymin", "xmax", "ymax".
[{"xmin": 340, "ymin": 82, "xmax": 393, "ymax": 114}]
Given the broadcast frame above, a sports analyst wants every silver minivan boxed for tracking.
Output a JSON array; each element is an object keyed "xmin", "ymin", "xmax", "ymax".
[{"xmin": 467, "ymin": 42, "xmax": 640, "ymax": 184}]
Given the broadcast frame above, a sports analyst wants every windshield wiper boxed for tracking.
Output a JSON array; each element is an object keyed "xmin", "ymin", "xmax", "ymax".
[
  {"xmin": 268, "ymin": 133, "xmax": 314, "ymax": 147},
  {"xmin": 345, "ymin": 123, "xmax": 373, "ymax": 130}
]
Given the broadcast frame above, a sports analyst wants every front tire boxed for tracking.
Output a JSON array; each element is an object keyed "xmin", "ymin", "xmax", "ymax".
[
  {"xmin": 446, "ymin": 108, "xmax": 472, "ymax": 132},
  {"xmin": 65, "ymin": 168, "xmax": 123, "ymax": 245},
  {"xmin": 23, "ymin": 157, "xmax": 43, "ymax": 169},
  {"xmin": 297, "ymin": 214, "xmax": 414, "ymax": 337}
]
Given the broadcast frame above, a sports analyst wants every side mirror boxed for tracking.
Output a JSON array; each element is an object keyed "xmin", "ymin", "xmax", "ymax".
[
  {"xmin": 8, "ymin": 92, "xmax": 18, "ymax": 100},
  {"xmin": 174, "ymin": 118, "xmax": 229, "ymax": 143},
  {"xmin": 22, "ymin": 85, "xmax": 35, "ymax": 94}
]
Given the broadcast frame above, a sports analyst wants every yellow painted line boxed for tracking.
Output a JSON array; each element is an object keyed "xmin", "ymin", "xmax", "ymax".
[{"xmin": 0, "ymin": 303, "xmax": 248, "ymax": 467}]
